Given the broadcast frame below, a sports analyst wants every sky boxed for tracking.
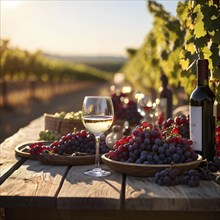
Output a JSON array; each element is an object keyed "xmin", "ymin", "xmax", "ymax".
[{"xmin": 1, "ymin": 0, "xmax": 178, "ymax": 57}]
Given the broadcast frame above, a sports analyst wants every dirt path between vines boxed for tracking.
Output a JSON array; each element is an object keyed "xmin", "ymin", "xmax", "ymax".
[{"xmin": 0, "ymin": 81, "xmax": 110, "ymax": 143}]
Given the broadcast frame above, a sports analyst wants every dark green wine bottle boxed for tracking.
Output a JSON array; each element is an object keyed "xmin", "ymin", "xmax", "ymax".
[
  {"xmin": 189, "ymin": 59, "xmax": 216, "ymax": 161},
  {"xmin": 159, "ymin": 73, "xmax": 173, "ymax": 119}
]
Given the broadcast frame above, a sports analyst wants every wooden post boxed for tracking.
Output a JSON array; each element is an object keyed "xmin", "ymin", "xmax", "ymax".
[
  {"xmin": 30, "ymin": 80, "xmax": 36, "ymax": 99},
  {"xmin": 0, "ymin": 80, "xmax": 8, "ymax": 107}
]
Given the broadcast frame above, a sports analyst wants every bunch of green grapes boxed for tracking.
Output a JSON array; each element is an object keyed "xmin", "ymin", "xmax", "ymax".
[
  {"xmin": 39, "ymin": 130, "xmax": 62, "ymax": 141},
  {"xmin": 54, "ymin": 111, "xmax": 82, "ymax": 120}
]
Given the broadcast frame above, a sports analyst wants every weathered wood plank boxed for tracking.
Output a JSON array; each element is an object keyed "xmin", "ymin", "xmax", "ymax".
[
  {"xmin": 57, "ymin": 165, "xmax": 123, "ymax": 210},
  {"xmin": 5, "ymin": 208, "xmax": 124, "ymax": 220},
  {"xmin": 0, "ymin": 116, "xmax": 44, "ymax": 183},
  {"xmin": 122, "ymin": 210, "xmax": 220, "ymax": 220},
  {"xmin": 125, "ymin": 176, "xmax": 220, "ymax": 211},
  {"xmin": 4, "ymin": 208, "xmax": 220, "ymax": 220},
  {"xmin": 0, "ymin": 159, "xmax": 68, "ymax": 208}
]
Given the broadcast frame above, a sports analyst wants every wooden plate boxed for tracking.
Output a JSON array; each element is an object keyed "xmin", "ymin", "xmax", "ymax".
[
  {"xmin": 15, "ymin": 141, "xmax": 52, "ymax": 159},
  {"xmin": 101, "ymin": 153, "xmax": 203, "ymax": 177},
  {"xmin": 15, "ymin": 141, "xmax": 97, "ymax": 165},
  {"xmin": 36, "ymin": 153, "xmax": 96, "ymax": 165}
]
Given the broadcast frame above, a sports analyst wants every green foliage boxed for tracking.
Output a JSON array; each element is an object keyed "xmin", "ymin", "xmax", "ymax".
[
  {"xmin": 126, "ymin": 48, "xmax": 138, "ymax": 58},
  {"xmin": 122, "ymin": 1, "xmax": 184, "ymax": 97},
  {"xmin": 121, "ymin": 0, "xmax": 220, "ymax": 103},
  {"xmin": 177, "ymin": 0, "xmax": 220, "ymax": 100},
  {"xmin": 0, "ymin": 40, "xmax": 112, "ymax": 82}
]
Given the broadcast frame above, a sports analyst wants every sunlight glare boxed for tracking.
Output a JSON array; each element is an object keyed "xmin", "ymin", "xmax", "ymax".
[{"xmin": 1, "ymin": 0, "xmax": 21, "ymax": 9}]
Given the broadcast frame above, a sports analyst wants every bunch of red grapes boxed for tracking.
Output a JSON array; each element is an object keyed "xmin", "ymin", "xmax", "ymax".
[
  {"xmin": 160, "ymin": 115, "xmax": 189, "ymax": 139},
  {"xmin": 160, "ymin": 115, "xmax": 220, "ymax": 158},
  {"xmin": 28, "ymin": 130, "xmax": 110, "ymax": 156},
  {"xmin": 107, "ymin": 120, "xmax": 220, "ymax": 186},
  {"xmin": 108, "ymin": 121, "xmax": 198, "ymax": 164},
  {"xmin": 111, "ymin": 92, "xmax": 126, "ymax": 120},
  {"xmin": 111, "ymin": 92, "xmax": 142, "ymax": 125},
  {"xmin": 155, "ymin": 168, "xmax": 203, "ymax": 187}
]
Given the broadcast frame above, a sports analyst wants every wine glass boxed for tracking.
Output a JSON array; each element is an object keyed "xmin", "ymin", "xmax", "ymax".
[
  {"xmin": 137, "ymin": 94, "xmax": 153, "ymax": 121},
  {"xmin": 82, "ymin": 96, "xmax": 114, "ymax": 177}
]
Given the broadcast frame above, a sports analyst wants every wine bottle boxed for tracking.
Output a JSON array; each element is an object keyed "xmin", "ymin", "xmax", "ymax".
[
  {"xmin": 159, "ymin": 73, "xmax": 173, "ymax": 119},
  {"xmin": 189, "ymin": 59, "xmax": 216, "ymax": 161}
]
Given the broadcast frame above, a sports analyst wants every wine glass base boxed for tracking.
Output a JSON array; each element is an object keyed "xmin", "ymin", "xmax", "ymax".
[{"xmin": 84, "ymin": 167, "xmax": 111, "ymax": 177}]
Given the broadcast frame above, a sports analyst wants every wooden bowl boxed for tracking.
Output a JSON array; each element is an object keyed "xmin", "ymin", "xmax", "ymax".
[
  {"xmin": 15, "ymin": 141, "xmax": 52, "ymax": 159},
  {"xmin": 44, "ymin": 114, "xmax": 85, "ymax": 135},
  {"xmin": 36, "ymin": 153, "xmax": 96, "ymax": 166},
  {"xmin": 15, "ymin": 141, "xmax": 97, "ymax": 165},
  {"xmin": 101, "ymin": 154, "xmax": 203, "ymax": 177}
]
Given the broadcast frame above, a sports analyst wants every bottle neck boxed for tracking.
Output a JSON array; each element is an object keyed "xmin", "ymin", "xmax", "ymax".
[
  {"xmin": 198, "ymin": 78, "xmax": 208, "ymax": 86},
  {"xmin": 197, "ymin": 60, "xmax": 209, "ymax": 86},
  {"xmin": 162, "ymin": 83, "xmax": 168, "ymax": 89}
]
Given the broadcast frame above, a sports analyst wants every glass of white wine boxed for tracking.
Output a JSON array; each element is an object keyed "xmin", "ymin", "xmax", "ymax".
[{"xmin": 82, "ymin": 96, "xmax": 114, "ymax": 177}]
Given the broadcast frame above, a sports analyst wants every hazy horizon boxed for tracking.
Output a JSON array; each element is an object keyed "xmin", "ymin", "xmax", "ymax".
[{"xmin": 1, "ymin": 0, "xmax": 178, "ymax": 57}]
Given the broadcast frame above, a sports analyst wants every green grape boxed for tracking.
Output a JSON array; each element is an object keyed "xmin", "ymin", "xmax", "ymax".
[{"xmin": 38, "ymin": 130, "xmax": 61, "ymax": 141}]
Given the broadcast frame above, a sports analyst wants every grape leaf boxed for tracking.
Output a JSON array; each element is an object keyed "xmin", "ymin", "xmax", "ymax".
[
  {"xmin": 194, "ymin": 36, "xmax": 208, "ymax": 48},
  {"xmin": 202, "ymin": 46, "xmax": 212, "ymax": 59},
  {"xmin": 161, "ymin": 50, "xmax": 168, "ymax": 60},
  {"xmin": 212, "ymin": 30, "xmax": 220, "ymax": 44},
  {"xmin": 176, "ymin": 1, "xmax": 188, "ymax": 24},
  {"xmin": 185, "ymin": 43, "xmax": 195, "ymax": 54},
  {"xmin": 210, "ymin": 43, "xmax": 220, "ymax": 67},
  {"xmin": 179, "ymin": 58, "xmax": 189, "ymax": 71},
  {"xmin": 194, "ymin": 18, "xmax": 206, "ymax": 38},
  {"xmin": 213, "ymin": 66, "xmax": 220, "ymax": 80},
  {"xmin": 211, "ymin": 15, "xmax": 217, "ymax": 20}
]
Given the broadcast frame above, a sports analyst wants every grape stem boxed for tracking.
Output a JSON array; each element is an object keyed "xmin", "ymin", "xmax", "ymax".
[{"xmin": 169, "ymin": 162, "xmax": 175, "ymax": 169}]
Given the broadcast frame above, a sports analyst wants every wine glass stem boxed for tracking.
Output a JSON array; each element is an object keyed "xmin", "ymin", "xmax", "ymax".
[{"xmin": 95, "ymin": 136, "xmax": 100, "ymax": 168}]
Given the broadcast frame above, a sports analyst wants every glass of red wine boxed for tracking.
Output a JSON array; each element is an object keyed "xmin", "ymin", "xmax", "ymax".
[{"xmin": 137, "ymin": 94, "xmax": 153, "ymax": 122}]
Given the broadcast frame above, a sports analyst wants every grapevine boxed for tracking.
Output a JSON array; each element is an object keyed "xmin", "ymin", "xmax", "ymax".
[
  {"xmin": 121, "ymin": 1, "xmax": 185, "ymax": 98},
  {"xmin": 121, "ymin": 0, "xmax": 220, "ymax": 105},
  {"xmin": 177, "ymin": 0, "xmax": 220, "ymax": 100},
  {"xmin": 0, "ymin": 40, "xmax": 111, "ymax": 82}
]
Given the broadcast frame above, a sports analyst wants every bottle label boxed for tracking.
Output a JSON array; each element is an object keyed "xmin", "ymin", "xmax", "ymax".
[
  {"xmin": 160, "ymin": 98, "xmax": 167, "ymax": 119},
  {"xmin": 213, "ymin": 100, "xmax": 217, "ymax": 118},
  {"xmin": 160, "ymin": 98, "xmax": 167, "ymax": 107},
  {"xmin": 189, "ymin": 106, "xmax": 202, "ymax": 151}
]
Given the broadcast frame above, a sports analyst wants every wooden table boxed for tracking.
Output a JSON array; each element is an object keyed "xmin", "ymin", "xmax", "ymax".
[{"xmin": 0, "ymin": 116, "xmax": 220, "ymax": 220}]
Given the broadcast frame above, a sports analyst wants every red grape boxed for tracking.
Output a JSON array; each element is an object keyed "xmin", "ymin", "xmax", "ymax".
[{"xmin": 172, "ymin": 127, "xmax": 179, "ymax": 134}]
